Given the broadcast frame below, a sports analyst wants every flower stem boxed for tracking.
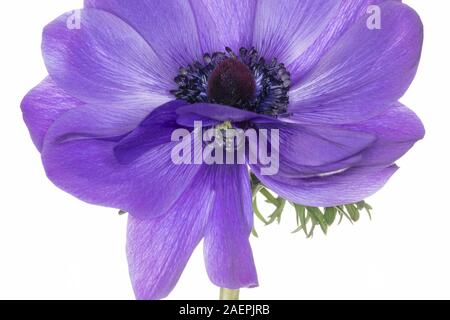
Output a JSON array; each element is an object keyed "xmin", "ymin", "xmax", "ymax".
[{"xmin": 220, "ymin": 288, "xmax": 240, "ymax": 300}]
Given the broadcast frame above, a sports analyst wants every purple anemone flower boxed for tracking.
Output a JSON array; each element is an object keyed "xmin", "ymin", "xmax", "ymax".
[{"xmin": 22, "ymin": 0, "xmax": 424, "ymax": 300}]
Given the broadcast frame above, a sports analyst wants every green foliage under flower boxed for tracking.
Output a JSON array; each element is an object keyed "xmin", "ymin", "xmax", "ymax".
[{"xmin": 251, "ymin": 175, "xmax": 373, "ymax": 238}]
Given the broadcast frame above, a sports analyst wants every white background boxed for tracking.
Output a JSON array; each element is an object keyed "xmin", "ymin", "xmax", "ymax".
[{"xmin": 0, "ymin": 0, "xmax": 449, "ymax": 300}]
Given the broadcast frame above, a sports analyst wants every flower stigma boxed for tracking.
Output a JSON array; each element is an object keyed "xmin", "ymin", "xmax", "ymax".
[{"xmin": 207, "ymin": 59, "xmax": 256, "ymax": 107}]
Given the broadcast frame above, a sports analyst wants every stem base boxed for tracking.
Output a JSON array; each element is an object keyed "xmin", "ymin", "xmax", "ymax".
[{"xmin": 219, "ymin": 288, "xmax": 240, "ymax": 300}]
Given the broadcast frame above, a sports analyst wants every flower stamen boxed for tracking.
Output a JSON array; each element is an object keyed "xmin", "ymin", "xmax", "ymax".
[{"xmin": 171, "ymin": 47, "xmax": 291, "ymax": 117}]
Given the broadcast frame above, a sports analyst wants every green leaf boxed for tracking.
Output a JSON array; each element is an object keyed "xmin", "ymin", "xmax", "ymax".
[
  {"xmin": 345, "ymin": 204, "xmax": 360, "ymax": 222},
  {"xmin": 295, "ymin": 204, "xmax": 300, "ymax": 226},
  {"xmin": 324, "ymin": 207, "xmax": 337, "ymax": 226},
  {"xmin": 291, "ymin": 224, "xmax": 303, "ymax": 234},
  {"xmin": 363, "ymin": 202, "xmax": 373, "ymax": 220},
  {"xmin": 259, "ymin": 188, "xmax": 279, "ymax": 205},
  {"xmin": 267, "ymin": 198, "xmax": 286, "ymax": 224},
  {"xmin": 336, "ymin": 206, "xmax": 353, "ymax": 224},
  {"xmin": 250, "ymin": 178, "xmax": 374, "ymax": 238},
  {"xmin": 252, "ymin": 184, "xmax": 269, "ymax": 225},
  {"xmin": 307, "ymin": 207, "xmax": 328, "ymax": 235},
  {"xmin": 307, "ymin": 223, "xmax": 316, "ymax": 238},
  {"xmin": 366, "ymin": 207, "xmax": 373, "ymax": 220},
  {"xmin": 294, "ymin": 204, "xmax": 308, "ymax": 236},
  {"xmin": 252, "ymin": 197, "xmax": 269, "ymax": 224},
  {"xmin": 356, "ymin": 201, "xmax": 365, "ymax": 210}
]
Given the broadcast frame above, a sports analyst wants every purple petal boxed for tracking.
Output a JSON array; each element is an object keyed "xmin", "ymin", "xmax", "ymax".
[
  {"xmin": 273, "ymin": 154, "xmax": 364, "ymax": 179},
  {"xmin": 115, "ymin": 101, "xmax": 263, "ymax": 164},
  {"xmin": 114, "ymin": 100, "xmax": 187, "ymax": 164},
  {"xmin": 290, "ymin": 2, "xmax": 423, "ymax": 124},
  {"xmin": 189, "ymin": 0, "xmax": 257, "ymax": 54},
  {"xmin": 344, "ymin": 103, "xmax": 425, "ymax": 166},
  {"xmin": 289, "ymin": 0, "xmax": 400, "ymax": 83},
  {"xmin": 259, "ymin": 121, "xmax": 376, "ymax": 167},
  {"xmin": 253, "ymin": 0, "xmax": 339, "ymax": 65},
  {"xmin": 21, "ymin": 77, "xmax": 84, "ymax": 151},
  {"xmin": 127, "ymin": 168, "xmax": 215, "ymax": 300},
  {"xmin": 203, "ymin": 165, "xmax": 258, "ymax": 289},
  {"xmin": 41, "ymin": 101, "xmax": 201, "ymax": 219},
  {"xmin": 175, "ymin": 112, "xmax": 221, "ymax": 128},
  {"xmin": 84, "ymin": 0, "xmax": 203, "ymax": 69},
  {"xmin": 42, "ymin": 9, "xmax": 171, "ymax": 107},
  {"xmin": 176, "ymin": 103, "xmax": 273, "ymax": 124},
  {"xmin": 253, "ymin": 165, "xmax": 399, "ymax": 207}
]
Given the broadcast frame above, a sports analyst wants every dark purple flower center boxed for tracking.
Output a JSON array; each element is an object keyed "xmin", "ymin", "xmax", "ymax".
[
  {"xmin": 171, "ymin": 47, "xmax": 291, "ymax": 117},
  {"xmin": 207, "ymin": 59, "xmax": 256, "ymax": 106}
]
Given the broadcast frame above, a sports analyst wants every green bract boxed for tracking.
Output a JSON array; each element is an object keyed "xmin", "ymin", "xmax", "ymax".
[{"xmin": 251, "ymin": 175, "xmax": 373, "ymax": 238}]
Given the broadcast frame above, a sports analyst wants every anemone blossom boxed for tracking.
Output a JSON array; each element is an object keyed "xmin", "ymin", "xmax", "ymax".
[{"xmin": 21, "ymin": 0, "xmax": 424, "ymax": 300}]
